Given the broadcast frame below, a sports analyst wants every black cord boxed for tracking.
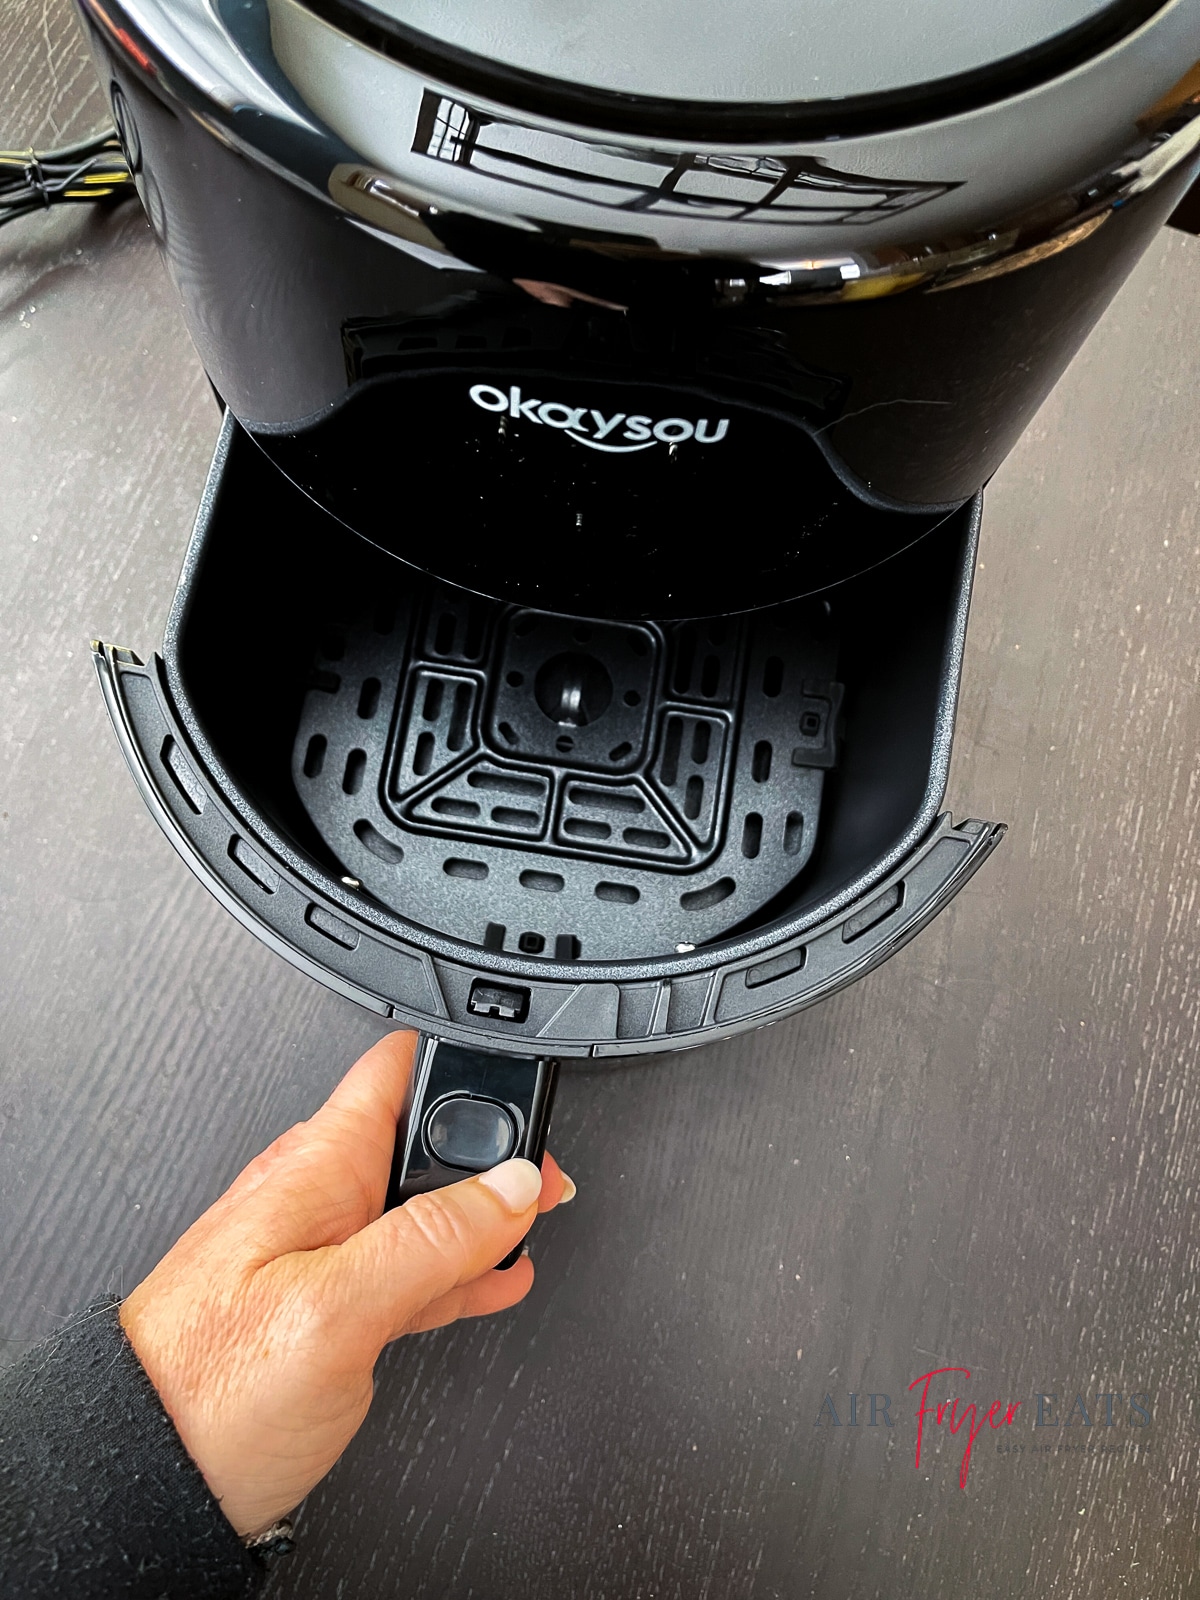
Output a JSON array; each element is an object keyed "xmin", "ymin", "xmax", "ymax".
[{"xmin": 0, "ymin": 130, "xmax": 136, "ymax": 229}]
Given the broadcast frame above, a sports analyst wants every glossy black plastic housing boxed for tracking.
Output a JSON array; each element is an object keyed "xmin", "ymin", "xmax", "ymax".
[
  {"xmin": 84, "ymin": 38, "xmax": 1194, "ymax": 617},
  {"xmin": 297, "ymin": 0, "xmax": 1170, "ymax": 142},
  {"xmin": 92, "ymin": 419, "xmax": 1002, "ymax": 1057}
]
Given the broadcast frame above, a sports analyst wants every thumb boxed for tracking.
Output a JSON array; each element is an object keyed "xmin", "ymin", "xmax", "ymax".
[{"xmin": 333, "ymin": 1157, "xmax": 544, "ymax": 1345}]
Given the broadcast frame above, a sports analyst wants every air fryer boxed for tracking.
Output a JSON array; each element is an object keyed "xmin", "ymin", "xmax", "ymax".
[{"xmin": 81, "ymin": 0, "xmax": 1200, "ymax": 1200}]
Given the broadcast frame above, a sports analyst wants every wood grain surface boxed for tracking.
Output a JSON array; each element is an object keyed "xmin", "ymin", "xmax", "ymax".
[{"xmin": 2, "ymin": 10, "xmax": 1199, "ymax": 1598}]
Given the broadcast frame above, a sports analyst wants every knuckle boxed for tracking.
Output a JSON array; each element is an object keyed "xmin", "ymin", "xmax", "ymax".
[
  {"xmin": 399, "ymin": 1191, "xmax": 476, "ymax": 1273},
  {"xmin": 238, "ymin": 1121, "xmax": 312, "ymax": 1186},
  {"xmin": 272, "ymin": 1121, "xmax": 314, "ymax": 1159}
]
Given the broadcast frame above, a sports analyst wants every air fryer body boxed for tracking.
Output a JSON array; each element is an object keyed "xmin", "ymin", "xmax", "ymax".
[
  {"xmin": 81, "ymin": 0, "xmax": 1200, "ymax": 617},
  {"xmin": 82, "ymin": 0, "xmax": 1200, "ymax": 1054}
]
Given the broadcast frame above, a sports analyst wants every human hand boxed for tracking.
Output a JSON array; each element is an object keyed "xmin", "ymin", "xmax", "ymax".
[{"xmin": 119, "ymin": 1030, "xmax": 572, "ymax": 1538}]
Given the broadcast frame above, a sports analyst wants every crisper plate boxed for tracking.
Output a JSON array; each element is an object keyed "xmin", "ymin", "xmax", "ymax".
[{"xmin": 292, "ymin": 577, "xmax": 843, "ymax": 960}]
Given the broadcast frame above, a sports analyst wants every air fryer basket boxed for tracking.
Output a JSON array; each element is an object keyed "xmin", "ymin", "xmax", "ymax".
[{"xmin": 94, "ymin": 416, "xmax": 1002, "ymax": 1056}]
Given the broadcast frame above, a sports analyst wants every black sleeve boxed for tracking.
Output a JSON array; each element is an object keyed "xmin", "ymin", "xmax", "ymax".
[{"xmin": 0, "ymin": 1296, "xmax": 269, "ymax": 1600}]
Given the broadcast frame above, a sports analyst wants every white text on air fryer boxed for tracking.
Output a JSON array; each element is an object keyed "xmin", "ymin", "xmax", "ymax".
[{"xmin": 468, "ymin": 383, "xmax": 730, "ymax": 453}]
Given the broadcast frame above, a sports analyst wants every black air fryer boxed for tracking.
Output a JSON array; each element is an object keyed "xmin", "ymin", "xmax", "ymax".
[{"xmin": 80, "ymin": 0, "xmax": 1200, "ymax": 1206}]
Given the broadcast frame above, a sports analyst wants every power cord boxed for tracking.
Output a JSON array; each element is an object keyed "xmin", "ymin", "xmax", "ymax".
[{"xmin": 1, "ymin": 131, "xmax": 135, "ymax": 229}]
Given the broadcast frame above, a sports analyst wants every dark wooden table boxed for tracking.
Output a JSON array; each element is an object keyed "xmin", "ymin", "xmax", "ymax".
[{"xmin": 4, "ymin": 8, "xmax": 1200, "ymax": 1597}]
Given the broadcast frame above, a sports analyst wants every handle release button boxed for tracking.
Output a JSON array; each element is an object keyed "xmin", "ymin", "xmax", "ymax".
[{"xmin": 424, "ymin": 1095, "xmax": 518, "ymax": 1172}]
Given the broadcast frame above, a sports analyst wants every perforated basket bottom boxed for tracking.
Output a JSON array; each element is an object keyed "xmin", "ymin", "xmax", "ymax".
[{"xmin": 293, "ymin": 575, "xmax": 843, "ymax": 962}]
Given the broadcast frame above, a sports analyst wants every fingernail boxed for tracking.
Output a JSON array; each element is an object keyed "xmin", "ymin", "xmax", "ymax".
[
  {"xmin": 478, "ymin": 1158, "xmax": 543, "ymax": 1213},
  {"xmin": 559, "ymin": 1172, "xmax": 577, "ymax": 1204}
]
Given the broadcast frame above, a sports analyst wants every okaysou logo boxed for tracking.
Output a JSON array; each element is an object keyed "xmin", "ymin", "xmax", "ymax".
[{"xmin": 468, "ymin": 383, "xmax": 730, "ymax": 453}]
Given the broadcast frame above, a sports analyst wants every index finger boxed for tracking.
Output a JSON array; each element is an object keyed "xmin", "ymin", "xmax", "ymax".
[
  {"xmin": 192, "ymin": 1030, "xmax": 419, "ymax": 1241},
  {"xmin": 315, "ymin": 1028, "xmax": 419, "ymax": 1141}
]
